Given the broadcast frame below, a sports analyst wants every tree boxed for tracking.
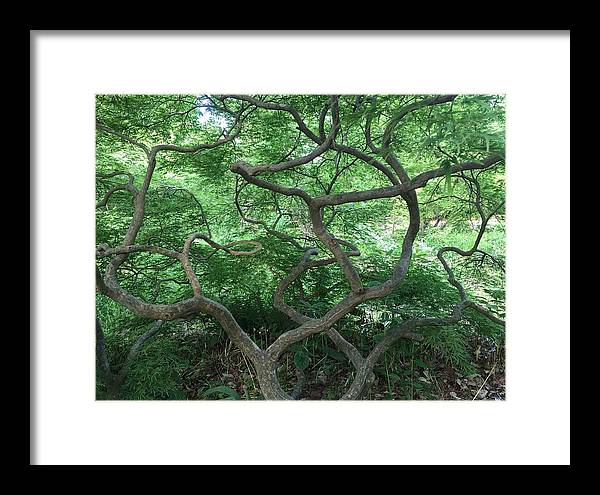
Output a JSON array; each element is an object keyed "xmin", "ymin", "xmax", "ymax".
[{"xmin": 96, "ymin": 94, "xmax": 505, "ymax": 400}]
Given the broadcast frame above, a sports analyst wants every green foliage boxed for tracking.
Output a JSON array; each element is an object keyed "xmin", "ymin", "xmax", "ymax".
[
  {"xmin": 422, "ymin": 326, "xmax": 476, "ymax": 376},
  {"xmin": 202, "ymin": 385, "xmax": 240, "ymax": 400},
  {"xmin": 96, "ymin": 94, "xmax": 505, "ymax": 400},
  {"xmin": 294, "ymin": 351, "xmax": 311, "ymax": 371}
]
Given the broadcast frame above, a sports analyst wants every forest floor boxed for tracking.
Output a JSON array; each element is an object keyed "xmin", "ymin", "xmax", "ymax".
[{"xmin": 180, "ymin": 332, "xmax": 505, "ymax": 401}]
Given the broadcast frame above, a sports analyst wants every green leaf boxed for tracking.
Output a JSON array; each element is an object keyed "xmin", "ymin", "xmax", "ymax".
[
  {"xmin": 294, "ymin": 351, "xmax": 311, "ymax": 371},
  {"xmin": 169, "ymin": 389, "xmax": 187, "ymax": 400},
  {"xmin": 388, "ymin": 372, "xmax": 402, "ymax": 384},
  {"xmin": 324, "ymin": 347, "xmax": 346, "ymax": 362},
  {"xmin": 379, "ymin": 311, "xmax": 392, "ymax": 323},
  {"xmin": 202, "ymin": 385, "xmax": 240, "ymax": 400},
  {"xmin": 440, "ymin": 159, "xmax": 454, "ymax": 195},
  {"xmin": 373, "ymin": 367, "xmax": 387, "ymax": 377}
]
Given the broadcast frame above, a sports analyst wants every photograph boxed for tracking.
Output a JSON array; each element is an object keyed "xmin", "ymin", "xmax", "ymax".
[{"xmin": 95, "ymin": 93, "xmax": 506, "ymax": 401}]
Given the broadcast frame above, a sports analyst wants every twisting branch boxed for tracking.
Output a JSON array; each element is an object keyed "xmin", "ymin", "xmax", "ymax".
[
  {"xmin": 339, "ymin": 174, "xmax": 504, "ymax": 399},
  {"xmin": 311, "ymin": 155, "xmax": 503, "ymax": 208},
  {"xmin": 121, "ymin": 321, "xmax": 165, "ymax": 376},
  {"xmin": 96, "ymin": 318, "xmax": 165, "ymax": 399},
  {"xmin": 96, "ymin": 243, "xmax": 182, "ymax": 260},
  {"xmin": 96, "ymin": 317, "xmax": 113, "ymax": 381},
  {"xmin": 380, "ymin": 95, "xmax": 458, "ymax": 151},
  {"xmin": 181, "ymin": 232, "xmax": 263, "ymax": 296},
  {"xmin": 238, "ymin": 123, "xmax": 339, "ymax": 176},
  {"xmin": 225, "ymin": 96, "xmax": 503, "ymax": 399},
  {"xmin": 234, "ymin": 178, "xmax": 306, "ymax": 251},
  {"xmin": 221, "ymin": 94, "xmax": 322, "ymax": 143},
  {"xmin": 270, "ymin": 247, "xmax": 367, "ymax": 397},
  {"xmin": 96, "ymin": 172, "xmax": 139, "ymax": 208},
  {"xmin": 96, "ymin": 122, "xmax": 150, "ymax": 156},
  {"xmin": 96, "ymin": 114, "xmax": 266, "ymax": 371},
  {"xmin": 157, "ymin": 185, "xmax": 212, "ymax": 237}
]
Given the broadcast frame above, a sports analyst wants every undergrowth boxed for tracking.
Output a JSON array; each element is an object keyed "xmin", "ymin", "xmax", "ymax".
[{"xmin": 96, "ymin": 227, "xmax": 505, "ymax": 400}]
